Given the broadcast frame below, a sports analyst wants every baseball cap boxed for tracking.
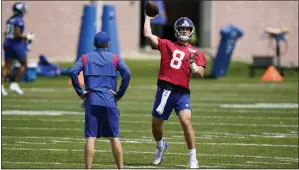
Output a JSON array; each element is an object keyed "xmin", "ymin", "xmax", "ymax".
[{"xmin": 94, "ymin": 31, "xmax": 111, "ymax": 46}]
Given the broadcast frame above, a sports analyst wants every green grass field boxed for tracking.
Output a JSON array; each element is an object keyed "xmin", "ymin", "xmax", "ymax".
[{"xmin": 1, "ymin": 59, "xmax": 298, "ymax": 169}]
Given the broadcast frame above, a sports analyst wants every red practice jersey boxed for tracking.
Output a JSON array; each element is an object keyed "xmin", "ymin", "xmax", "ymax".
[{"xmin": 154, "ymin": 37, "xmax": 206, "ymax": 89}]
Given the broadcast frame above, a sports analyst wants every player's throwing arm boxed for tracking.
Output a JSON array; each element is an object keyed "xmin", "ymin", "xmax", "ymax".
[{"xmin": 143, "ymin": 1, "xmax": 159, "ymax": 49}]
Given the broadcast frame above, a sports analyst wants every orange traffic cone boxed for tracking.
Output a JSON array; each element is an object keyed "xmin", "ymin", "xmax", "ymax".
[
  {"xmin": 260, "ymin": 65, "xmax": 283, "ymax": 82},
  {"xmin": 68, "ymin": 71, "xmax": 85, "ymax": 86}
]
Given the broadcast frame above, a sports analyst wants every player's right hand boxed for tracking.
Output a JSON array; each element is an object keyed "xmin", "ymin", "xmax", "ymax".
[
  {"xmin": 145, "ymin": 14, "xmax": 157, "ymax": 20},
  {"xmin": 189, "ymin": 52, "xmax": 198, "ymax": 64},
  {"xmin": 26, "ymin": 32, "xmax": 35, "ymax": 42}
]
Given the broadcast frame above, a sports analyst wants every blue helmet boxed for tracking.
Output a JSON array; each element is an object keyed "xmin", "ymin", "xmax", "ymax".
[
  {"xmin": 12, "ymin": 2, "xmax": 27, "ymax": 16},
  {"xmin": 174, "ymin": 17, "xmax": 194, "ymax": 41}
]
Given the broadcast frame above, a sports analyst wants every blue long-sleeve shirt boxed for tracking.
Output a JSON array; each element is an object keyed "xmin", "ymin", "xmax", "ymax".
[{"xmin": 70, "ymin": 49, "xmax": 131, "ymax": 108}]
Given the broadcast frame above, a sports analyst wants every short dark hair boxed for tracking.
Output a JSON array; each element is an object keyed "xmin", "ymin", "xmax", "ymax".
[{"xmin": 94, "ymin": 42, "xmax": 109, "ymax": 49}]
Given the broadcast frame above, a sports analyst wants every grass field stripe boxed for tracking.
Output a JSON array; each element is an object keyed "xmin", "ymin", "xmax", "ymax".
[
  {"xmin": 4, "ymin": 100, "xmax": 298, "ymax": 108},
  {"xmin": 2, "ymin": 147, "xmax": 297, "ymax": 161},
  {"xmin": 176, "ymin": 165, "xmax": 222, "ymax": 168},
  {"xmin": 2, "ymin": 118, "xmax": 297, "ymax": 128},
  {"xmin": 5, "ymin": 96, "xmax": 296, "ymax": 103},
  {"xmin": 1, "ymin": 161, "xmax": 237, "ymax": 168},
  {"xmin": 1, "ymin": 161, "xmax": 158, "ymax": 168},
  {"xmin": 2, "ymin": 109, "xmax": 297, "ymax": 115},
  {"xmin": 2, "ymin": 128, "xmax": 298, "ymax": 138},
  {"xmin": 3, "ymin": 110, "xmax": 298, "ymax": 120},
  {"xmin": 2, "ymin": 136, "xmax": 298, "ymax": 148},
  {"xmin": 29, "ymin": 139, "xmax": 299, "ymax": 148},
  {"xmin": 2, "ymin": 112, "xmax": 298, "ymax": 120},
  {"xmin": 20, "ymin": 83, "xmax": 296, "ymax": 91},
  {"xmin": 176, "ymin": 163, "xmax": 258, "ymax": 167},
  {"xmin": 220, "ymin": 103, "xmax": 298, "ymax": 109},
  {"xmin": 9, "ymin": 140, "xmax": 299, "ymax": 148},
  {"xmin": 246, "ymin": 161, "xmax": 293, "ymax": 165},
  {"xmin": 174, "ymin": 134, "xmax": 298, "ymax": 139},
  {"xmin": 126, "ymin": 121, "xmax": 298, "ymax": 128},
  {"xmin": 21, "ymin": 83, "xmax": 296, "ymax": 90}
]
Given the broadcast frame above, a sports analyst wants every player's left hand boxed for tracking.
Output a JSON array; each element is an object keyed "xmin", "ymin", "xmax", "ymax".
[
  {"xmin": 189, "ymin": 52, "xmax": 198, "ymax": 64},
  {"xmin": 110, "ymin": 89, "xmax": 122, "ymax": 102},
  {"xmin": 80, "ymin": 91, "xmax": 90, "ymax": 100}
]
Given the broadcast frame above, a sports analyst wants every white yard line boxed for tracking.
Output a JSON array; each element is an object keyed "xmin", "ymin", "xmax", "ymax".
[
  {"xmin": 6, "ymin": 95, "xmax": 295, "ymax": 103},
  {"xmin": 246, "ymin": 161, "xmax": 292, "ymax": 165},
  {"xmin": 3, "ymin": 99, "xmax": 76, "ymax": 103},
  {"xmin": 122, "ymin": 121, "xmax": 298, "ymax": 128},
  {"xmin": 24, "ymin": 88, "xmax": 73, "ymax": 92},
  {"xmin": 2, "ymin": 117, "xmax": 297, "ymax": 128},
  {"xmin": 9, "ymin": 140, "xmax": 298, "ymax": 148},
  {"xmin": 2, "ymin": 109, "xmax": 297, "ymax": 116},
  {"xmin": 174, "ymin": 133, "xmax": 298, "ymax": 139},
  {"xmin": 2, "ymin": 110, "xmax": 83, "ymax": 115},
  {"xmin": 2, "ymin": 136, "xmax": 298, "ymax": 148},
  {"xmin": 2, "ymin": 127, "xmax": 298, "ymax": 138},
  {"xmin": 220, "ymin": 103, "xmax": 298, "ymax": 109},
  {"xmin": 2, "ymin": 147, "xmax": 297, "ymax": 162},
  {"xmin": 2, "ymin": 110, "xmax": 298, "ymax": 121}
]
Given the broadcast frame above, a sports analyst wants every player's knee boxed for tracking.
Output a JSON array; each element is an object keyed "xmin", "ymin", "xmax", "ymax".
[
  {"xmin": 152, "ymin": 117, "xmax": 164, "ymax": 129},
  {"xmin": 152, "ymin": 121, "xmax": 160, "ymax": 130},
  {"xmin": 19, "ymin": 63, "xmax": 27, "ymax": 72},
  {"xmin": 181, "ymin": 118, "xmax": 191, "ymax": 128},
  {"xmin": 179, "ymin": 111, "xmax": 192, "ymax": 128}
]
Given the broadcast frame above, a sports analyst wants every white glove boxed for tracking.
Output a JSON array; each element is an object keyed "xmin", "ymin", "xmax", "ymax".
[{"xmin": 26, "ymin": 32, "xmax": 35, "ymax": 41}]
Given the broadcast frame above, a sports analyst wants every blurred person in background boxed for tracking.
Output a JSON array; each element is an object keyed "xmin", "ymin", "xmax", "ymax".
[
  {"xmin": 70, "ymin": 31, "xmax": 131, "ymax": 169},
  {"xmin": 144, "ymin": 13, "xmax": 206, "ymax": 168},
  {"xmin": 2, "ymin": 2, "xmax": 35, "ymax": 96},
  {"xmin": 144, "ymin": 0, "xmax": 167, "ymax": 52}
]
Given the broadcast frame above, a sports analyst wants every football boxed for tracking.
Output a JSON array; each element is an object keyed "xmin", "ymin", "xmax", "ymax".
[{"xmin": 145, "ymin": 1, "xmax": 159, "ymax": 17}]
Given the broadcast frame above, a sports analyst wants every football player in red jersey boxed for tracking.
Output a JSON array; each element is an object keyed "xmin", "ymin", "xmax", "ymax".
[{"xmin": 144, "ymin": 14, "xmax": 206, "ymax": 168}]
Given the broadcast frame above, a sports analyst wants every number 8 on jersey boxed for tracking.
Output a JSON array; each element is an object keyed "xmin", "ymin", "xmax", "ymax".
[{"xmin": 170, "ymin": 50, "xmax": 185, "ymax": 69}]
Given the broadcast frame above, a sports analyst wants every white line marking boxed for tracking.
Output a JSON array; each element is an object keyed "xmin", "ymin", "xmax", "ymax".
[
  {"xmin": 2, "ymin": 117, "xmax": 297, "ymax": 128},
  {"xmin": 17, "ymin": 141, "xmax": 47, "ymax": 145},
  {"xmin": 2, "ymin": 147, "xmax": 297, "ymax": 161},
  {"xmin": 2, "ymin": 110, "xmax": 82, "ymax": 115},
  {"xmin": 246, "ymin": 161, "xmax": 292, "ymax": 165},
  {"xmin": 23, "ymin": 87, "xmax": 73, "ymax": 92},
  {"xmin": 2, "ymin": 109, "xmax": 297, "ymax": 116},
  {"xmin": 2, "ymin": 136, "xmax": 298, "ymax": 148},
  {"xmin": 2, "ymin": 110, "xmax": 298, "ymax": 120},
  {"xmin": 123, "ymin": 121, "xmax": 298, "ymax": 128},
  {"xmin": 220, "ymin": 103, "xmax": 298, "ymax": 109},
  {"xmin": 2, "ymin": 127, "xmax": 298, "ymax": 138}
]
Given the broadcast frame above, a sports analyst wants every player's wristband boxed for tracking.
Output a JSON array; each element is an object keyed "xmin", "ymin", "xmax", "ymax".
[{"xmin": 190, "ymin": 63, "xmax": 199, "ymax": 73}]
